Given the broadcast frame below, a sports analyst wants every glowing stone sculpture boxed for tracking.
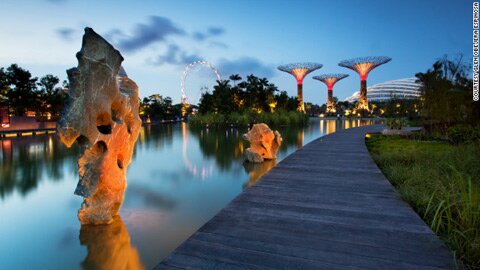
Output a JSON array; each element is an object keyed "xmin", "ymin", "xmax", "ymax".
[
  {"xmin": 57, "ymin": 28, "xmax": 141, "ymax": 225},
  {"xmin": 339, "ymin": 56, "xmax": 391, "ymax": 110},
  {"xmin": 278, "ymin": 63, "xmax": 322, "ymax": 113},
  {"xmin": 243, "ymin": 123, "xmax": 282, "ymax": 163},
  {"xmin": 313, "ymin": 74, "xmax": 349, "ymax": 113}
]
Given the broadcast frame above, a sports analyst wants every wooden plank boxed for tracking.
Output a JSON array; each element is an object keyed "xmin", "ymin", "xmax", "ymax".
[{"xmin": 156, "ymin": 124, "xmax": 455, "ymax": 269}]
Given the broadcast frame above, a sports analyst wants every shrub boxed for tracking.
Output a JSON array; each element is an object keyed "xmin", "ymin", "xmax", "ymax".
[
  {"xmin": 446, "ymin": 124, "xmax": 480, "ymax": 145},
  {"xmin": 385, "ymin": 118, "xmax": 407, "ymax": 130}
]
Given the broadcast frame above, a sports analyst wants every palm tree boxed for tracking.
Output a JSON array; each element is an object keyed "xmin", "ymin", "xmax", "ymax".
[{"xmin": 229, "ymin": 74, "xmax": 242, "ymax": 87}]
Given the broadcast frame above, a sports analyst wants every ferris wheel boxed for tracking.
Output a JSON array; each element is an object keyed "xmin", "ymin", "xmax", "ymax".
[{"xmin": 180, "ymin": 61, "xmax": 221, "ymax": 104}]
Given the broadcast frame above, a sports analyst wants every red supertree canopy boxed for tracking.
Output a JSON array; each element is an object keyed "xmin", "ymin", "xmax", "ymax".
[
  {"xmin": 278, "ymin": 63, "xmax": 323, "ymax": 84},
  {"xmin": 338, "ymin": 56, "xmax": 391, "ymax": 80},
  {"xmin": 312, "ymin": 73, "xmax": 349, "ymax": 90}
]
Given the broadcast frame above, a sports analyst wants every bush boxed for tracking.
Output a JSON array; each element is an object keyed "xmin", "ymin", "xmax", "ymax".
[
  {"xmin": 385, "ymin": 118, "xmax": 407, "ymax": 130},
  {"xmin": 446, "ymin": 124, "xmax": 480, "ymax": 145},
  {"xmin": 188, "ymin": 111, "xmax": 308, "ymax": 128}
]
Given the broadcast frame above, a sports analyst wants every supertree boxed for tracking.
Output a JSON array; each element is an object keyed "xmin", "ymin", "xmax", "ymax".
[
  {"xmin": 338, "ymin": 56, "xmax": 391, "ymax": 110},
  {"xmin": 278, "ymin": 63, "xmax": 323, "ymax": 112},
  {"xmin": 312, "ymin": 73, "xmax": 349, "ymax": 113}
]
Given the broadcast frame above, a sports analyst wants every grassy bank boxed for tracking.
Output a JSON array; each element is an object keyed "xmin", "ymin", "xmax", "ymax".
[
  {"xmin": 188, "ymin": 111, "xmax": 308, "ymax": 128},
  {"xmin": 366, "ymin": 135, "xmax": 480, "ymax": 268}
]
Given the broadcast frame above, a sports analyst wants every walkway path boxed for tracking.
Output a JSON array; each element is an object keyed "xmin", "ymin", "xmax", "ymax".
[{"xmin": 156, "ymin": 124, "xmax": 455, "ymax": 269}]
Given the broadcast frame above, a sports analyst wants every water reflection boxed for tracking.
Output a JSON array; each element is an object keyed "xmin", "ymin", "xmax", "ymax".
[
  {"xmin": 79, "ymin": 215, "xmax": 144, "ymax": 270},
  {"xmin": 181, "ymin": 122, "xmax": 214, "ymax": 180},
  {"xmin": 242, "ymin": 160, "xmax": 277, "ymax": 189},
  {"xmin": 0, "ymin": 118, "xmax": 383, "ymax": 269},
  {"xmin": 188, "ymin": 124, "xmax": 312, "ymax": 174},
  {"xmin": 189, "ymin": 127, "xmax": 247, "ymax": 171},
  {"xmin": 0, "ymin": 135, "xmax": 78, "ymax": 199},
  {"xmin": 296, "ymin": 129, "xmax": 304, "ymax": 148},
  {"xmin": 136, "ymin": 124, "xmax": 174, "ymax": 151},
  {"xmin": 0, "ymin": 119, "xmax": 381, "ymax": 200}
]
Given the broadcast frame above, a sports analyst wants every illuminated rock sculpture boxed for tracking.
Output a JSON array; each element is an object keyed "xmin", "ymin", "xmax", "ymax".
[
  {"xmin": 243, "ymin": 123, "xmax": 282, "ymax": 163},
  {"xmin": 57, "ymin": 28, "xmax": 141, "ymax": 225}
]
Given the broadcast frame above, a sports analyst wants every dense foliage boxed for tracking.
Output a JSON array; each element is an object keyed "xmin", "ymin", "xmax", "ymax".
[
  {"xmin": 189, "ymin": 74, "xmax": 308, "ymax": 127},
  {"xmin": 197, "ymin": 74, "xmax": 298, "ymax": 114},
  {"xmin": 139, "ymin": 94, "xmax": 189, "ymax": 121},
  {"xmin": 415, "ymin": 55, "xmax": 480, "ymax": 132},
  {"xmin": 189, "ymin": 110, "xmax": 308, "ymax": 128},
  {"xmin": 0, "ymin": 64, "xmax": 67, "ymax": 119}
]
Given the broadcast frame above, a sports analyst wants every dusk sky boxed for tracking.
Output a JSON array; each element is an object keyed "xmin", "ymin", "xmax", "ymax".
[{"xmin": 0, "ymin": 0, "xmax": 472, "ymax": 105}]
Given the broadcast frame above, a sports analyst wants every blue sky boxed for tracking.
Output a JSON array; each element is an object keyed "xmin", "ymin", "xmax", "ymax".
[{"xmin": 0, "ymin": 0, "xmax": 472, "ymax": 105}]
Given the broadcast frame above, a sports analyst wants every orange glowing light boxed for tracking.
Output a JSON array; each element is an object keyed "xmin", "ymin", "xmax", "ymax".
[
  {"xmin": 338, "ymin": 57, "xmax": 391, "ymax": 79},
  {"xmin": 290, "ymin": 68, "xmax": 310, "ymax": 83},
  {"xmin": 323, "ymin": 78, "xmax": 340, "ymax": 90},
  {"xmin": 313, "ymin": 74, "xmax": 349, "ymax": 91},
  {"xmin": 352, "ymin": 62, "xmax": 377, "ymax": 80}
]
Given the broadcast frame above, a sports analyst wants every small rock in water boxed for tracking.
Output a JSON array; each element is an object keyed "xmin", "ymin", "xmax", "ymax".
[
  {"xmin": 57, "ymin": 27, "xmax": 141, "ymax": 225},
  {"xmin": 243, "ymin": 123, "xmax": 282, "ymax": 163}
]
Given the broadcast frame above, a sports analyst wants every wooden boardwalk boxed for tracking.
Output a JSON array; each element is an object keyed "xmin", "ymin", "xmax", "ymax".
[{"xmin": 156, "ymin": 125, "xmax": 455, "ymax": 269}]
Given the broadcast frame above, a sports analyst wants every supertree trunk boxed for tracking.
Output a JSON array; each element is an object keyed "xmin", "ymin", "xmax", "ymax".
[
  {"xmin": 297, "ymin": 83, "xmax": 305, "ymax": 112},
  {"xmin": 358, "ymin": 79, "xmax": 368, "ymax": 110},
  {"xmin": 327, "ymin": 90, "xmax": 334, "ymax": 113}
]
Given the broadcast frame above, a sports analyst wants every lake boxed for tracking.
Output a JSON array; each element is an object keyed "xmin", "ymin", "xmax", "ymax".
[{"xmin": 0, "ymin": 118, "xmax": 380, "ymax": 269}]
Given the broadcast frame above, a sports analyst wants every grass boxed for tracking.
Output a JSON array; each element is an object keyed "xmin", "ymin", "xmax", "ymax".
[
  {"xmin": 366, "ymin": 135, "xmax": 480, "ymax": 269},
  {"xmin": 188, "ymin": 110, "xmax": 308, "ymax": 128}
]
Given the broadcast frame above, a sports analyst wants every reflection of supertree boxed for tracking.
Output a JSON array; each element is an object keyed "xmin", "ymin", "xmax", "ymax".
[
  {"xmin": 338, "ymin": 56, "xmax": 391, "ymax": 110},
  {"xmin": 313, "ymin": 74, "xmax": 349, "ymax": 113},
  {"xmin": 278, "ymin": 63, "xmax": 323, "ymax": 113}
]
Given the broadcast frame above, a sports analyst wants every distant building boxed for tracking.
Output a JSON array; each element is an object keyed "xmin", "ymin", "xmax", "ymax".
[
  {"xmin": 0, "ymin": 103, "xmax": 10, "ymax": 127},
  {"xmin": 345, "ymin": 77, "xmax": 421, "ymax": 103}
]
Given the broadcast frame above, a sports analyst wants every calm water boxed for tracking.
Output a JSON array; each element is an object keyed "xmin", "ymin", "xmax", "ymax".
[{"xmin": 0, "ymin": 118, "xmax": 379, "ymax": 270}]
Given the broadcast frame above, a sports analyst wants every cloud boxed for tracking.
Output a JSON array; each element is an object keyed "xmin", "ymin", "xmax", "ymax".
[
  {"xmin": 56, "ymin": 27, "xmax": 76, "ymax": 41},
  {"xmin": 149, "ymin": 44, "xmax": 202, "ymax": 66},
  {"xmin": 192, "ymin": 32, "xmax": 207, "ymax": 41},
  {"xmin": 207, "ymin": 27, "xmax": 225, "ymax": 36},
  {"xmin": 209, "ymin": 41, "xmax": 228, "ymax": 49},
  {"xmin": 217, "ymin": 57, "xmax": 274, "ymax": 77},
  {"xmin": 112, "ymin": 16, "xmax": 185, "ymax": 52},
  {"xmin": 192, "ymin": 26, "xmax": 225, "ymax": 41}
]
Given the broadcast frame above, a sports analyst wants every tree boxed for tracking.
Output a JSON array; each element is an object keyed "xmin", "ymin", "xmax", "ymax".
[
  {"xmin": 197, "ymin": 74, "xmax": 298, "ymax": 114},
  {"xmin": 5, "ymin": 64, "xmax": 38, "ymax": 116},
  {"xmin": 415, "ymin": 55, "xmax": 477, "ymax": 131},
  {"xmin": 37, "ymin": 74, "xmax": 64, "ymax": 119},
  {"xmin": 229, "ymin": 74, "xmax": 241, "ymax": 86},
  {"xmin": 198, "ymin": 91, "xmax": 215, "ymax": 114},
  {"xmin": 140, "ymin": 94, "xmax": 177, "ymax": 120},
  {"xmin": 0, "ymin": 68, "xmax": 9, "ymax": 102}
]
